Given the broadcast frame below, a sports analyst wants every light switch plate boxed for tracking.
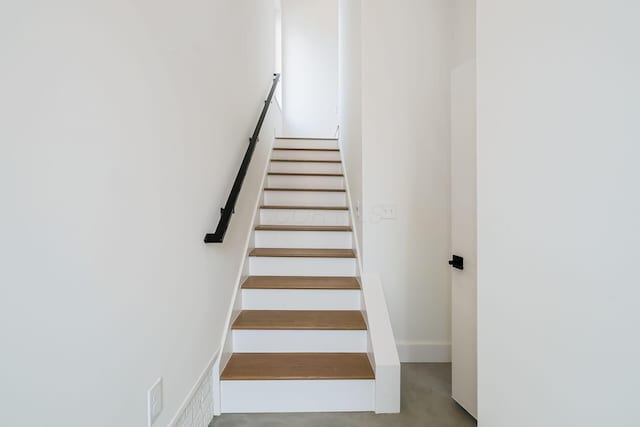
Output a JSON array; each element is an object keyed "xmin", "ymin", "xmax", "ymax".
[
  {"xmin": 147, "ymin": 377, "xmax": 163, "ymax": 426},
  {"xmin": 371, "ymin": 203, "xmax": 398, "ymax": 223},
  {"xmin": 381, "ymin": 204, "xmax": 397, "ymax": 220}
]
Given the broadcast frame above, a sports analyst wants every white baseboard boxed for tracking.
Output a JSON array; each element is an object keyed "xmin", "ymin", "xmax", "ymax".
[
  {"xmin": 396, "ymin": 342, "xmax": 451, "ymax": 363},
  {"xmin": 169, "ymin": 349, "xmax": 219, "ymax": 427}
]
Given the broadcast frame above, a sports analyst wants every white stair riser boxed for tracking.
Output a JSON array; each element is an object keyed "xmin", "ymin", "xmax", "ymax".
[
  {"xmin": 260, "ymin": 209, "xmax": 350, "ymax": 226},
  {"xmin": 267, "ymin": 175, "xmax": 345, "ymax": 189},
  {"xmin": 220, "ymin": 380, "xmax": 375, "ymax": 413},
  {"xmin": 233, "ymin": 330, "xmax": 367, "ymax": 352},
  {"xmin": 263, "ymin": 190, "xmax": 347, "ymax": 207},
  {"xmin": 255, "ymin": 230, "xmax": 353, "ymax": 249},
  {"xmin": 241, "ymin": 289, "xmax": 362, "ymax": 310},
  {"xmin": 249, "ymin": 257, "xmax": 356, "ymax": 276},
  {"xmin": 272, "ymin": 151, "xmax": 341, "ymax": 161},
  {"xmin": 270, "ymin": 161, "xmax": 343, "ymax": 174},
  {"xmin": 274, "ymin": 139, "xmax": 339, "ymax": 150}
]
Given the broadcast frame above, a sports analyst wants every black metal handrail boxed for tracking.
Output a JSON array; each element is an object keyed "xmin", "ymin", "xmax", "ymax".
[{"xmin": 204, "ymin": 73, "xmax": 281, "ymax": 243}]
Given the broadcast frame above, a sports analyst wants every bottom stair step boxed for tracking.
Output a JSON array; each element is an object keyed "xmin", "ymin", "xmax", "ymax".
[
  {"xmin": 221, "ymin": 353, "xmax": 374, "ymax": 380},
  {"xmin": 220, "ymin": 353, "xmax": 376, "ymax": 413}
]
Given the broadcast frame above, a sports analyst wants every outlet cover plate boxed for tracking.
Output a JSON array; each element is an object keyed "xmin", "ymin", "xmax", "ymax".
[{"xmin": 147, "ymin": 377, "xmax": 163, "ymax": 426}]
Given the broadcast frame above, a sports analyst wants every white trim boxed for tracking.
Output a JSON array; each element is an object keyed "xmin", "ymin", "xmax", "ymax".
[
  {"xmin": 168, "ymin": 349, "xmax": 219, "ymax": 427},
  {"xmin": 360, "ymin": 273, "xmax": 401, "ymax": 413},
  {"xmin": 273, "ymin": 92, "xmax": 282, "ymax": 114},
  {"xmin": 396, "ymin": 341, "xmax": 452, "ymax": 363},
  {"xmin": 147, "ymin": 377, "xmax": 163, "ymax": 427},
  {"xmin": 337, "ymin": 137, "xmax": 364, "ymax": 274}
]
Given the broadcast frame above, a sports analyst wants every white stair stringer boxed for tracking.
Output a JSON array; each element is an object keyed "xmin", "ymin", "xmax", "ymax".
[
  {"xmin": 338, "ymin": 138, "xmax": 402, "ymax": 414},
  {"xmin": 214, "ymin": 137, "xmax": 399, "ymax": 415}
]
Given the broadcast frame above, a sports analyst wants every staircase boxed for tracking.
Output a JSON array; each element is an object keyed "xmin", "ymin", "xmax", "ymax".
[{"xmin": 215, "ymin": 137, "xmax": 398, "ymax": 414}]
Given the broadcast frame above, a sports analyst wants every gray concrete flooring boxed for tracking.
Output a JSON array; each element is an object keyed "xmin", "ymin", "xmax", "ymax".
[{"xmin": 210, "ymin": 363, "xmax": 477, "ymax": 427}]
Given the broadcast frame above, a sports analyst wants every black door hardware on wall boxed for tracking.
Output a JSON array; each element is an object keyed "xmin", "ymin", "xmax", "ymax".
[
  {"xmin": 204, "ymin": 73, "xmax": 281, "ymax": 243},
  {"xmin": 449, "ymin": 255, "xmax": 464, "ymax": 270}
]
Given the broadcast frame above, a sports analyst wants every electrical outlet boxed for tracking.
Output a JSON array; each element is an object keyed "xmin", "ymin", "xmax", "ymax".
[{"xmin": 147, "ymin": 378, "xmax": 163, "ymax": 427}]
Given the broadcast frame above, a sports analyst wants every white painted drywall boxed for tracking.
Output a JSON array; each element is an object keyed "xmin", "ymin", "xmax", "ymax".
[
  {"xmin": 338, "ymin": 0, "xmax": 476, "ymax": 362},
  {"xmin": 338, "ymin": 0, "xmax": 364, "ymax": 255},
  {"xmin": 274, "ymin": 0, "xmax": 283, "ymax": 106},
  {"xmin": 282, "ymin": 0, "xmax": 338, "ymax": 137},
  {"xmin": 450, "ymin": 0, "xmax": 476, "ymax": 68},
  {"xmin": 359, "ymin": 0, "xmax": 453, "ymax": 362},
  {"xmin": 0, "ymin": 1, "xmax": 279, "ymax": 426},
  {"xmin": 477, "ymin": 1, "xmax": 640, "ymax": 426}
]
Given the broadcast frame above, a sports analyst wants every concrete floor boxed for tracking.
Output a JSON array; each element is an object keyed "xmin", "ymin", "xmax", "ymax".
[{"xmin": 210, "ymin": 363, "xmax": 477, "ymax": 427}]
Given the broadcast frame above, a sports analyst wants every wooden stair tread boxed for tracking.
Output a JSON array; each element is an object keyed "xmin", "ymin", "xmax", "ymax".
[
  {"xmin": 264, "ymin": 188, "xmax": 346, "ymax": 192},
  {"xmin": 249, "ymin": 248, "xmax": 355, "ymax": 258},
  {"xmin": 270, "ymin": 159, "xmax": 341, "ymax": 163},
  {"xmin": 221, "ymin": 353, "xmax": 374, "ymax": 380},
  {"xmin": 242, "ymin": 276, "xmax": 360, "ymax": 290},
  {"xmin": 273, "ymin": 148, "xmax": 340, "ymax": 152},
  {"xmin": 268, "ymin": 172, "xmax": 344, "ymax": 177},
  {"xmin": 275, "ymin": 137, "xmax": 339, "ymax": 141},
  {"xmin": 260, "ymin": 205, "xmax": 349, "ymax": 211},
  {"xmin": 232, "ymin": 310, "xmax": 367, "ymax": 330},
  {"xmin": 255, "ymin": 225, "xmax": 352, "ymax": 232}
]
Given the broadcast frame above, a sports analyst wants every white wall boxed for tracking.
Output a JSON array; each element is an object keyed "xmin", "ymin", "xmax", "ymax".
[
  {"xmin": 359, "ymin": 0, "xmax": 453, "ymax": 362},
  {"xmin": 282, "ymin": 0, "xmax": 338, "ymax": 136},
  {"xmin": 274, "ymin": 0, "xmax": 283, "ymax": 106},
  {"xmin": 477, "ymin": 1, "xmax": 640, "ymax": 426},
  {"xmin": 0, "ymin": 1, "xmax": 278, "ymax": 426},
  {"xmin": 451, "ymin": 0, "xmax": 476, "ymax": 68},
  {"xmin": 338, "ymin": 0, "xmax": 363, "ymax": 254}
]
